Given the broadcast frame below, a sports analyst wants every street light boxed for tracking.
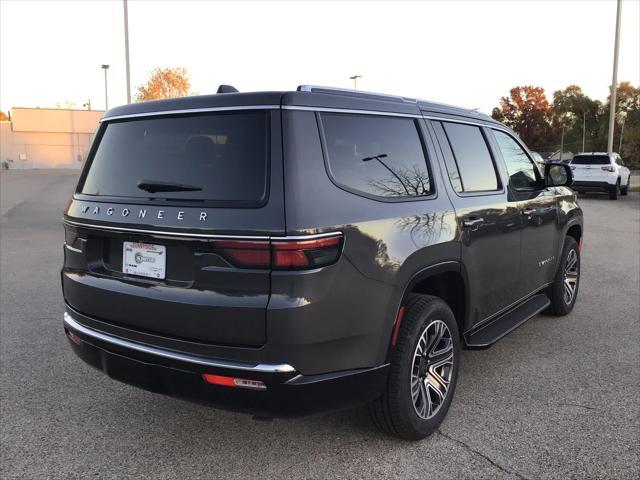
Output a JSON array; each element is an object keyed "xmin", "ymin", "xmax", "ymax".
[
  {"xmin": 123, "ymin": 0, "xmax": 131, "ymax": 103},
  {"xmin": 617, "ymin": 110, "xmax": 627, "ymax": 154},
  {"xmin": 349, "ymin": 75, "xmax": 362, "ymax": 90},
  {"xmin": 606, "ymin": 0, "xmax": 622, "ymax": 153},
  {"xmin": 559, "ymin": 112, "xmax": 575, "ymax": 161},
  {"xmin": 362, "ymin": 154, "xmax": 410, "ymax": 195},
  {"xmin": 101, "ymin": 64, "xmax": 110, "ymax": 110}
]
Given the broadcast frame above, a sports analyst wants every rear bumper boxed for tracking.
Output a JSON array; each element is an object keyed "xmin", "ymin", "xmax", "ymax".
[
  {"xmin": 572, "ymin": 180, "xmax": 614, "ymax": 193},
  {"xmin": 63, "ymin": 312, "xmax": 388, "ymax": 417}
]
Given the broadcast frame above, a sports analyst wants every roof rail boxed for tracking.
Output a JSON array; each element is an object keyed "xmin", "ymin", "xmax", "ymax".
[{"xmin": 296, "ymin": 85, "xmax": 417, "ymax": 104}]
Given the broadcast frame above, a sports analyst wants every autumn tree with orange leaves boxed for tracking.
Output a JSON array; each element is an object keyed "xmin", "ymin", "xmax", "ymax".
[
  {"xmin": 135, "ymin": 68, "xmax": 191, "ymax": 102},
  {"xmin": 491, "ymin": 86, "xmax": 552, "ymax": 148}
]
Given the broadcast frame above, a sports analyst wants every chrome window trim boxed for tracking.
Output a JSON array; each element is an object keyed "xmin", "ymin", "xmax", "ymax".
[
  {"xmin": 282, "ymin": 105, "xmax": 423, "ymax": 119},
  {"xmin": 423, "ymin": 115, "xmax": 496, "ymax": 129},
  {"xmin": 101, "ymin": 105, "xmax": 281, "ymax": 122},
  {"xmin": 63, "ymin": 218, "xmax": 342, "ymax": 241},
  {"xmin": 63, "ymin": 312, "xmax": 296, "ymax": 373}
]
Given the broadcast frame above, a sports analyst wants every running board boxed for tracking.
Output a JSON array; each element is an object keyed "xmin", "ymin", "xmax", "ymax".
[{"xmin": 464, "ymin": 294, "xmax": 550, "ymax": 349}]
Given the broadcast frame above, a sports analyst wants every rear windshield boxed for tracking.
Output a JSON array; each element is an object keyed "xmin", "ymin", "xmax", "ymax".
[
  {"xmin": 80, "ymin": 111, "xmax": 269, "ymax": 206},
  {"xmin": 571, "ymin": 155, "xmax": 610, "ymax": 165}
]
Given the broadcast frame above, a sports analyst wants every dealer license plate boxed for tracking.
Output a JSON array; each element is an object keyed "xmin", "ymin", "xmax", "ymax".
[{"xmin": 123, "ymin": 242, "xmax": 166, "ymax": 279}]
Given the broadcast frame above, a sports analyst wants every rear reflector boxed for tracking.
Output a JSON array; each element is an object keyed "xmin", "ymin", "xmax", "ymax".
[
  {"xmin": 213, "ymin": 234, "xmax": 343, "ymax": 270},
  {"xmin": 66, "ymin": 329, "xmax": 82, "ymax": 346},
  {"xmin": 202, "ymin": 373, "xmax": 266, "ymax": 390},
  {"xmin": 391, "ymin": 306, "xmax": 406, "ymax": 346}
]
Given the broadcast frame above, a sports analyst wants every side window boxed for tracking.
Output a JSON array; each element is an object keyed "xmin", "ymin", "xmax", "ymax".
[
  {"xmin": 492, "ymin": 130, "xmax": 540, "ymax": 191},
  {"xmin": 440, "ymin": 122, "xmax": 500, "ymax": 192},
  {"xmin": 320, "ymin": 113, "xmax": 432, "ymax": 198}
]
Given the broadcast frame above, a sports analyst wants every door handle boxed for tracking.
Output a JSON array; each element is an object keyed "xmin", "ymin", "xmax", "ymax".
[
  {"xmin": 522, "ymin": 208, "xmax": 536, "ymax": 216},
  {"xmin": 462, "ymin": 218, "xmax": 484, "ymax": 227}
]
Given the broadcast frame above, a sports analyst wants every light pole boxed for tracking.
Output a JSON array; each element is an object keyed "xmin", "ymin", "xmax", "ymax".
[
  {"xmin": 101, "ymin": 64, "xmax": 110, "ymax": 109},
  {"xmin": 606, "ymin": 0, "xmax": 622, "ymax": 153},
  {"xmin": 349, "ymin": 75, "xmax": 361, "ymax": 90},
  {"xmin": 123, "ymin": 0, "xmax": 131, "ymax": 103},
  {"xmin": 582, "ymin": 111, "xmax": 586, "ymax": 153},
  {"xmin": 617, "ymin": 111, "xmax": 627, "ymax": 154},
  {"xmin": 362, "ymin": 154, "xmax": 410, "ymax": 195}
]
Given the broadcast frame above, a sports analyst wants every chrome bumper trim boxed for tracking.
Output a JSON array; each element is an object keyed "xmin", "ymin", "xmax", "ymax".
[{"xmin": 63, "ymin": 312, "xmax": 296, "ymax": 374}]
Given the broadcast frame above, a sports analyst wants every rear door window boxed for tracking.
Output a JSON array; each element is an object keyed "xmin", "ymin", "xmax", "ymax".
[
  {"xmin": 320, "ymin": 113, "xmax": 432, "ymax": 199},
  {"xmin": 437, "ymin": 121, "xmax": 500, "ymax": 192},
  {"xmin": 80, "ymin": 111, "xmax": 269, "ymax": 207}
]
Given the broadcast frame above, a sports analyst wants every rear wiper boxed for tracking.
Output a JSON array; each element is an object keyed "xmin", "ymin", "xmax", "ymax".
[{"xmin": 137, "ymin": 180, "xmax": 202, "ymax": 193}]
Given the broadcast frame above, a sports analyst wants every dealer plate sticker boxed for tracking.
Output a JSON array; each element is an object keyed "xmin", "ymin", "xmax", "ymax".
[{"xmin": 123, "ymin": 242, "xmax": 166, "ymax": 279}]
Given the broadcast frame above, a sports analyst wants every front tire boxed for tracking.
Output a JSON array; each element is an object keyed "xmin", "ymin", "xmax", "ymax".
[
  {"xmin": 369, "ymin": 294, "xmax": 460, "ymax": 440},
  {"xmin": 545, "ymin": 236, "xmax": 580, "ymax": 316}
]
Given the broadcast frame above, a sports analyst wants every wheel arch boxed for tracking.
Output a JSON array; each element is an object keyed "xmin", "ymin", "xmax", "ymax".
[{"xmin": 385, "ymin": 261, "xmax": 469, "ymax": 361}]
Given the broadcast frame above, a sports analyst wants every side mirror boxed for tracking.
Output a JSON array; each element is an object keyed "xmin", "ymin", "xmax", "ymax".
[{"xmin": 545, "ymin": 163, "xmax": 573, "ymax": 187}]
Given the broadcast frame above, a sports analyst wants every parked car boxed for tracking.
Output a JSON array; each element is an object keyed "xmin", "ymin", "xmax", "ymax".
[
  {"xmin": 570, "ymin": 152, "xmax": 631, "ymax": 199},
  {"xmin": 61, "ymin": 85, "xmax": 583, "ymax": 439}
]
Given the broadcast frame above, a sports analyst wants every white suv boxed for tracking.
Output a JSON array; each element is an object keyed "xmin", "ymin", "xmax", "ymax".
[{"xmin": 570, "ymin": 152, "xmax": 631, "ymax": 200}]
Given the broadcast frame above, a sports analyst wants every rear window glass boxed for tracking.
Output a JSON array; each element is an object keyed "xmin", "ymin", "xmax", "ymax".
[
  {"xmin": 320, "ymin": 113, "xmax": 431, "ymax": 199},
  {"xmin": 571, "ymin": 155, "xmax": 610, "ymax": 165},
  {"xmin": 80, "ymin": 111, "xmax": 269, "ymax": 206},
  {"xmin": 442, "ymin": 122, "xmax": 500, "ymax": 192}
]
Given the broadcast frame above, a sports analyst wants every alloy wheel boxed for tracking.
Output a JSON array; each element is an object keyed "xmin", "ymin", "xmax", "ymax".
[
  {"xmin": 410, "ymin": 320, "xmax": 454, "ymax": 420},
  {"xmin": 564, "ymin": 249, "xmax": 579, "ymax": 305}
]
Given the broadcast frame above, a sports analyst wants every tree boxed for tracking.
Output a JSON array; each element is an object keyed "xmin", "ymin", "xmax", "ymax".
[
  {"xmin": 135, "ymin": 67, "xmax": 191, "ymax": 102},
  {"xmin": 550, "ymin": 85, "xmax": 601, "ymax": 153},
  {"xmin": 491, "ymin": 86, "xmax": 552, "ymax": 149},
  {"xmin": 0, "ymin": 111, "xmax": 8, "ymax": 121}
]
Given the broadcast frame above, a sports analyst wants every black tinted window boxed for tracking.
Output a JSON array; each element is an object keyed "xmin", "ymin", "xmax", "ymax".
[
  {"xmin": 442, "ymin": 122, "xmax": 499, "ymax": 192},
  {"xmin": 571, "ymin": 155, "xmax": 611, "ymax": 165},
  {"xmin": 431, "ymin": 121, "xmax": 463, "ymax": 193},
  {"xmin": 81, "ymin": 112, "xmax": 269, "ymax": 205},
  {"xmin": 493, "ymin": 130, "xmax": 539, "ymax": 190},
  {"xmin": 321, "ymin": 113, "xmax": 431, "ymax": 198}
]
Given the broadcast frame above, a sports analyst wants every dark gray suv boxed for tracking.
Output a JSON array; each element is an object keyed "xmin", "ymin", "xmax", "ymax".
[{"xmin": 61, "ymin": 85, "xmax": 583, "ymax": 439}]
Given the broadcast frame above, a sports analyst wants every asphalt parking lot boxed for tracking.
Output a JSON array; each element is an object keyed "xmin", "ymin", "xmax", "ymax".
[{"xmin": 1, "ymin": 169, "xmax": 639, "ymax": 479}]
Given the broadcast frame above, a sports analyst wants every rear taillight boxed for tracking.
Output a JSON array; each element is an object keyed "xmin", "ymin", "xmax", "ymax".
[
  {"xmin": 213, "ymin": 233, "xmax": 343, "ymax": 270},
  {"xmin": 214, "ymin": 240, "xmax": 271, "ymax": 268},
  {"xmin": 601, "ymin": 166, "xmax": 615, "ymax": 172},
  {"xmin": 272, "ymin": 236, "xmax": 342, "ymax": 269}
]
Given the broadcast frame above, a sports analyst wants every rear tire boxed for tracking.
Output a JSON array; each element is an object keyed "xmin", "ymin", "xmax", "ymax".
[
  {"xmin": 545, "ymin": 236, "xmax": 580, "ymax": 316},
  {"xmin": 368, "ymin": 294, "xmax": 460, "ymax": 440},
  {"xmin": 609, "ymin": 181, "xmax": 619, "ymax": 200},
  {"xmin": 620, "ymin": 176, "xmax": 629, "ymax": 196}
]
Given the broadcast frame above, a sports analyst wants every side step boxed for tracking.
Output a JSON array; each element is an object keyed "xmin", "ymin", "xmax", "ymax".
[{"xmin": 464, "ymin": 294, "xmax": 550, "ymax": 349}]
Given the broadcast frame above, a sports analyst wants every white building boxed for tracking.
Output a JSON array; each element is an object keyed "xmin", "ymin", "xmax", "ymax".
[{"xmin": 0, "ymin": 107, "xmax": 104, "ymax": 169}]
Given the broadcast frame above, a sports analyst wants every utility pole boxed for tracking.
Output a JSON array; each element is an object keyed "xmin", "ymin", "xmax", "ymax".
[
  {"xmin": 123, "ymin": 0, "xmax": 132, "ymax": 103},
  {"xmin": 607, "ymin": 0, "xmax": 622, "ymax": 153},
  {"xmin": 349, "ymin": 75, "xmax": 361, "ymax": 90},
  {"xmin": 560, "ymin": 126, "xmax": 565, "ymax": 161},
  {"xmin": 582, "ymin": 111, "xmax": 586, "ymax": 153},
  {"xmin": 101, "ymin": 64, "xmax": 110, "ymax": 109}
]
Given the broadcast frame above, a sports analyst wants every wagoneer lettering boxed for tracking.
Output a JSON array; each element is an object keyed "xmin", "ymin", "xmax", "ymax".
[{"xmin": 61, "ymin": 85, "xmax": 583, "ymax": 439}]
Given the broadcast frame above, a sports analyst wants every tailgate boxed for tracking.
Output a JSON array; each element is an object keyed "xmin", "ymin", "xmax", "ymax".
[
  {"xmin": 62, "ymin": 108, "xmax": 284, "ymax": 347},
  {"xmin": 62, "ymin": 221, "xmax": 273, "ymax": 346}
]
